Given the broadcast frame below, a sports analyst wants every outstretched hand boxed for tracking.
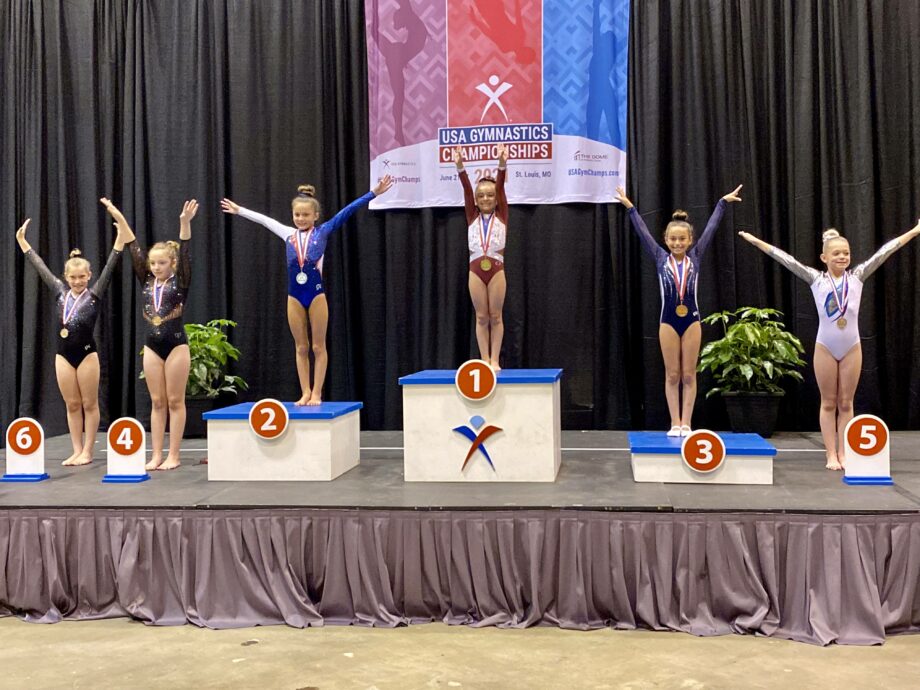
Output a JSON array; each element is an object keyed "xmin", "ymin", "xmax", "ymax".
[
  {"xmin": 722, "ymin": 184, "xmax": 743, "ymax": 203},
  {"xmin": 373, "ymin": 174, "xmax": 395, "ymax": 196},
  {"xmin": 180, "ymin": 199, "xmax": 199, "ymax": 222},
  {"xmin": 16, "ymin": 218, "xmax": 30, "ymax": 242},
  {"xmin": 220, "ymin": 198, "xmax": 240, "ymax": 215},
  {"xmin": 452, "ymin": 145, "xmax": 465, "ymax": 168},
  {"xmin": 497, "ymin": 143, "xmax": 509, "ymax": 166},
  {"xmin": 614, "ymin": 185, "xmax": 633, "ymax": 209},
  {"xmin": 100, "ymin": 197, "xmax": 127, "ymax": 223}
]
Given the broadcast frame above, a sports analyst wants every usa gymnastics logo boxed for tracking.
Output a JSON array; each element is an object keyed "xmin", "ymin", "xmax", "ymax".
[{"xmin": 453, "ymin": 415, "xmax": 503, "ymax": 471}]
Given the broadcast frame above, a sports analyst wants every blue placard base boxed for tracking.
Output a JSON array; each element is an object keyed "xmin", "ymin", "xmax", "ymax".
[
  {"xmin": 102, "ymin": 473, "xmax": 151, "ymax": 484},
  {"xmin": 842, "ymin": 476, "xmax": 894, "ymax": 486},
  {"xmin": 1, "ymin": 472, "xmax": 51, "ymax": 483}
]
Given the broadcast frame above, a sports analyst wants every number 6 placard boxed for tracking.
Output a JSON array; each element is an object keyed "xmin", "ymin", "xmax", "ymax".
[
  {"xmin": 2, "ymin": 418, "xmax": 49, "ymax": 482},
  {"xmin": 249, "ymin": 399, "xmax": 290, "ymax": 440},
  {"xmin": 104, "ymin": 417, "xmax": 150, "ymax": 483},
  {"xmin": 843, "ymin": 414, "xmax": 892, "ymax": 485}
]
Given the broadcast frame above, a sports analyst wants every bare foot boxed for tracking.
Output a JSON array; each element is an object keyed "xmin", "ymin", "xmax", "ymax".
[
  {"xmin": 306, "ymin": 395, "xmax": 322, "ymax": 406},
  {"xmin": 61, "ymin": 451, "xmax": 81, "ymax": 466},
  {"xmin": 70, "ymin": 453, "xmax": 93, "ymax": 466},
  {"xmin": 158, "ymin": 455, "xmax": 181, "ymax": 471},
  {"xmin": 294, "ymin": 394, "xmax": 311, "ymax": 406},
  {"xmin": 490, "ymin": 361, "xmax": 502, "ymax": 372},
  {"xmin": 825, "ymin": 456, "xmax": 843, "ymax": 471},
  {"xmin": 145, "ymin": 454, "xmax": 164, "ymax": 471}
]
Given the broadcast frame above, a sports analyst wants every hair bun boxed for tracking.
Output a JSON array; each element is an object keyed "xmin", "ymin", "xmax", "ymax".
[
  {"xmin": 69, "ymin": 248, "xmax": 83, "ymax": 258},
  {"xmin": 297, "ymin": 184, "xmax": 316, "ymax": 198},
  {"xmin": 671, "ymin": 209, "xmax": 689, "ymax": 222},
  {"xmin": 822, "ymin": 228, "xmax": 840, "ymax": 242}
]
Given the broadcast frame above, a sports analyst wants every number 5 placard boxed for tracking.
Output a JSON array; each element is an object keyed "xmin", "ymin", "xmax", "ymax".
[{"xmin": 843, "ymin": 414, "xmax": 892, "ymax": 485}]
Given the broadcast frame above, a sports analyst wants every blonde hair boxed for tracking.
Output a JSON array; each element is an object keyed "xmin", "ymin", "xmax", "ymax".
[
  {"xmin": 64, "ymin": 249, "xmax": 91, "ymax": 276},
  {"xmin": 292, "ymin": 184, "xmax": 321, "ymax": 218},
  {"xmin": 664, "ymin": 209, "xmax": 693, "ymax": 240},
  {"xmin": 822, "ymin": 228, "xmax": 848, "ymax": 252},
  {"xmin": 148, "ymin": 240, "xmax": 180, "ymax": 266}
]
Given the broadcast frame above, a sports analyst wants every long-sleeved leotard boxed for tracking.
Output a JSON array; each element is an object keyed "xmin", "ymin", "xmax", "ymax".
[
  {"xmin": 129, "ymin": 239, "xmax": 191, "ymax": 361},
  {"xmin": 26, "ymin": 248, "xmax": 122, "ymax": 368},
  {"xmin": 237, "ymin": 191, "xmax": 376, "ymax": 310},
  {"xmin": 766, "ymin": 239, "xmax": 900, "ymax": 360},
  {"xmin": 460, "ymin": 167, "xmax": 508, "ymax": 285},
  {"xmin": 626, "ymin": 200, "xmax": 727, "ymax": 336}
]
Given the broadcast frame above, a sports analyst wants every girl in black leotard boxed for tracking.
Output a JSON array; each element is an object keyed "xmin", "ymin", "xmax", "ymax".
[
  {"xmin": 124, "ymin": 200, "xmax": 197, "ymax": 471},
  {"xmin": 15, "ymin": 199, "xmax": 131, "ymax": 466}
]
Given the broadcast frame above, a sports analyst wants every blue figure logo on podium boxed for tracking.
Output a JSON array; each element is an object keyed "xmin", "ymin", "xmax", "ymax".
[{"xmin": 453, "ymin": 415, "xmax": 503, "ymax": 471}]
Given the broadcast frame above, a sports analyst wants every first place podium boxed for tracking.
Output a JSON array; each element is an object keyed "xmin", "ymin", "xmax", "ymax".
[
  {"xmin": 203, "ymin": 401, "xmax": 362, "ymax": 481},
  {"xmin": 400, "ymin": 368, "xmax": 562, "ymax": 482}
]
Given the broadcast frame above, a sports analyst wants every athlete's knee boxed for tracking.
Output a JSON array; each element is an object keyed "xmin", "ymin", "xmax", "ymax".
[
  {"xmin": 65, "ymin": 399, "xmax": 83, "ymax": 414},
  {"xmin": 311, "ymin": 341, "xmax": 327, "ymax": 358},
  {"xmin": 489, "ymin": 310, "xmax": 503, "ymax": 328},
  {"xmin": 476, "ymin": 312, "xmax": 490, "ymax": 328},
  {"xmin": 681, "ymin": 371, "xmax": 696, "ymax": 388},
  {"xmin": 167, "ymin": 393, "xmax": 185, "ymax": 412},
  {"xmin": 80, "ymin": 396, "xmax": 99, "ymax": 414},
  {"xmin": 295, "ymin": 343, "xmax": 311, "ymax": 358},
  {"xmin": 150, "ymin": 394, "xmax": 168, "ymax": 411},
  {"xmin": 820, "ymin": 397, "xmax": 838, "ymax": 414},
  {"xmin": 665, "ymin": 369, "xmax": 681, "ymax": 386},
  {"xmin": 837, "ymin": 397, "xmax": 854, "ymax": 415}
]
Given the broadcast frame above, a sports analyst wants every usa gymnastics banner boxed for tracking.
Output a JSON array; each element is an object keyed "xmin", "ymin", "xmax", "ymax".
[{"xmin": 366, "ymin": 0, "xmax": 629, "ymax": 208}]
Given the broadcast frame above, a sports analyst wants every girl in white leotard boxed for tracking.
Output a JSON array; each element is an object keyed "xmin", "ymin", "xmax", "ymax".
[{"xmin": 740, "ymin": 222, "xmax": 920, "ymax": 470}]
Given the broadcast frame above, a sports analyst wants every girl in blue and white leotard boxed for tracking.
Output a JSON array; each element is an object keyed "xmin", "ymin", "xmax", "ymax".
[
  {"xmin": 740, "ymin": 222, "xmax": 920, "ymax": 470},
  {"xmin": 617, "ymin": 185, "xmax": 743, "ymax": 437},
  {"xmin": 222, "ymin": 176, "xmax": 393, "ymax": 406}
]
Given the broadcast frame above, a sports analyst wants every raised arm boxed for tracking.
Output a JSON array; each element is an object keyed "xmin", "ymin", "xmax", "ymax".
[
  {"xmin": 223, "ymin": 198, "xmax": 293, "ymax": 241},
  {"xmin": 614, "ymin": 186, "xmax": 664, "ymax": 261},
  {"xmin": 454, "ymin": 145, "xmax": 478, "ymax": 223},
  {"xmin": 693, "ymin": 185, "xmax": 742, "ymax": 258},
  {"xmin": 852, "ymin": 218, "xmax": 920, "ymax": 281},
  {"xmin": 17, "ymin": 219, "xmax": 64, "ymax": 292},
  {"xmin": 323, "ymin": 174, "xmax": 394, "ymax": 235},
  {"xmin": 91, "ymin": 247, "xmax": 122, "ymax": 298},
  {"xmin": 100, "ymin": 197, "xmax": 136, "ymax": 250},
  {"xmin": 738, "ymin": 231, "xmax": 820, "ymax": 284},
  {"xmin": 495, "ymin": 143, "xmax": 508, "ymax": 218}
]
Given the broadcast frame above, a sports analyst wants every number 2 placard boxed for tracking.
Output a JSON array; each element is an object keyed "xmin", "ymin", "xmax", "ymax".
[{"xmin": 249, "ymin": 399, "xmax": 290, "ymax": 440}]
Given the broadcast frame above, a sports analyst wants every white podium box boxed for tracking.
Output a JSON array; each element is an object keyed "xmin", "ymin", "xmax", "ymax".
[
  {"xmin": 842, "ymin": 415, "xmax": 893, "ymax": 486},
  {"xmin": 2, "ymin": 418, "xmax": 49, "ymax": 482},
  {"xmin": 628, "ymin": 431, "xmax": 775, "ymax": 485},
  {"xmin": 203, "ymin": 401, "xmax": 362, "ymax": 481},
  {"xmin": 104, "ymin": 418, "xmax": 150, "ymax": 483},
  {"xmin": 400, "ymin": 369, "xmax": 562, "ymax": 482}
]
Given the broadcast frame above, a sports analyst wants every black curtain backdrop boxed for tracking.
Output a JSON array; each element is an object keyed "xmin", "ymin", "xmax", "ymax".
[{"xmin": 2, "ymin": 1, "xmax": 920, "ymax": 436}]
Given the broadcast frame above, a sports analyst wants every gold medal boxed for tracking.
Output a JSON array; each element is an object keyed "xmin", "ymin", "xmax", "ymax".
[
  {"xmin": 675, "ymin": 305, "xmax": 689, "ymax": 317},
  {"xmin": 480, "ymin": 258, "xmax": 492, "ymax": 271},
  {"xmin": 837, "ymin": 318, "xmax": 847, "ymax": 330},
  {"xmin": 60, "ymin": 328, "xmax": 69, "ymax": 339},
  {"xmin": 151, "ymin": 315, "xmax": 163, "ymax": 327}
]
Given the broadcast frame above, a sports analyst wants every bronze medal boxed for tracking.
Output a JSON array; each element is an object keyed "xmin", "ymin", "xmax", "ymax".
[
  {"xmin": 675, "ymin": 305, "xmax": 689, "ymax": 317},
  {"xmin": 837, "ymin": 318, "xmax": 847, "ymax": 330},
  {"xmin": 480, "ymin": 258, "xmax": 492, "ymax": 271},
  {"xmin": 60, "ymin": 327, "xmax": 69, "ymax": 339},
  {"xmin": 151, "ymin": 315, "xmax": 163, "ymax": 327}
]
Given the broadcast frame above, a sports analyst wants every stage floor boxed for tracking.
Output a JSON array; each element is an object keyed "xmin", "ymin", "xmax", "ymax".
[{"xmin": 3, "ymin": 430, "xmax": 920, "ymax": 513}]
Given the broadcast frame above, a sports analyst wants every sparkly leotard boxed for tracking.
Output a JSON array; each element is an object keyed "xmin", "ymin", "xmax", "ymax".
[
  {"xmin": 25, "ymin": 248, "xmax": 122, "ymax": 368},
  {"xmin": 129, "ymin": 240, "xmax": 191, "ymax": 361},
  {"xmin": 627, "ymin": 200, "xmax": 727, "ymax": 337},
  {"xmin": 460, "ymin": 167, "xmax": 508, "ymax": 286},
  {"xmin": 237, "ymin": 191, "xmax": 376, "ymax": 310},
  {"xmin": 767, "ymin": 239, "xmax": 900, "ymax": 361}
]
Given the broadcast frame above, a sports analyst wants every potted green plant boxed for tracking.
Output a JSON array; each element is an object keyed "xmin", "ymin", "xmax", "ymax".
[
  {"xmin": 697, "ymin": 307, "xmax": 806, "ymax": 437},
  {"xmin": 140, "ymin": 319, "xmax": 248, "ymax": 437}
]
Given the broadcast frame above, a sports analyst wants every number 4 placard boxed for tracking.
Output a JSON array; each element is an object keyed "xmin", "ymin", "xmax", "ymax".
[
  {"xmin": 104, "ymin": 418, "xmax": 150, "ymax": 483},
  {"xmin": 843, "ymin": 414, "xmax": 892, "ymax": 485}
]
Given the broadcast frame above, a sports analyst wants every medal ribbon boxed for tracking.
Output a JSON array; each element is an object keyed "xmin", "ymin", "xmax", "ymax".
[
  {"xmin": 63, "ymin": 290, "xmax": 89, "ymax": 325},
  {"xmin": 153, "ymin": 278, "xmax": 167, "ymax": 315},
  {"xmin": 479, "ymin": 213, "xmax": 495, "ymax": 259},
  {"xmin": 668, "ymin": 255, "xmax": 692, "ymax": 305},
  {"xmin": 825, "ymin": 271, "xmax": 849, "ymax": 321},
  {"xmin": 293, "ymin": 228, "xmax": 313, "ymax": 270}
]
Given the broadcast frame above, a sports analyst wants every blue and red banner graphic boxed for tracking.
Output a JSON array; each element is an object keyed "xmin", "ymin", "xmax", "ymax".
[{"xmin": 366, "ymin": 0, "xmax": 629, "ymax": 208}]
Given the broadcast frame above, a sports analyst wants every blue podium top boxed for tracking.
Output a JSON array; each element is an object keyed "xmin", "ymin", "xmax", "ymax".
[
  {"xmin": 627, "ymin": 431, "xmax": 776, "ymax": 456},
  {"xmin": 399, "ymin": 369, "xmax": 562, "ymax": 385},
  {"xmin": 203, "ymin": 401, "xmax": 362, "ymax": 421}
]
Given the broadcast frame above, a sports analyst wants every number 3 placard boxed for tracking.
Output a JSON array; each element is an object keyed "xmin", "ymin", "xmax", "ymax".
[
  {"xmin": 681, "ymin": 430, "xmax": 727, "ymax": 474},
  {"xmin": 249, "ymin": 399, "xmax": 290, "ymax": 440},
  {"xmin": 843, "ymin": 414, "xmax": 892, "ymax": 485}
]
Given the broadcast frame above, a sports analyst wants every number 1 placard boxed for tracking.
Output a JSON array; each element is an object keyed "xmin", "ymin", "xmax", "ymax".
[{"xmin": 455, "ymin": 360, "xmax": 497, "ymax": 401}]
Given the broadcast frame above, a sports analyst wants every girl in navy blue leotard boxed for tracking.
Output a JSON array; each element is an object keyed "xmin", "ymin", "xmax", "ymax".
[
  {"xmin": 15, "ymin": 199, "xmax": 131, "ymax": 466},
  {"xmin": 616, "ymin": 185, "xmax": 743, "ymax": 436},
  {"xmin": 124, "ymin": 200, "xmax": 198, "ymax": 471},
  {"xmin": 222, "ymin": 175, "xmax": 394, "ymax": 405}
]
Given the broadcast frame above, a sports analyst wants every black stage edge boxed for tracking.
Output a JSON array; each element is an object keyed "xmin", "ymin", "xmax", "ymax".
[{"xmin": 2, "ymin": 431, "xmax": 920, "ymax": 645}]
